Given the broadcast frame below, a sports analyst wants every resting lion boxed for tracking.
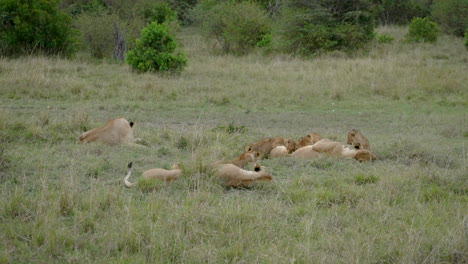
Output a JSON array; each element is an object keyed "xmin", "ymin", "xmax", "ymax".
[
  {"xmin": 245, "ymin": 137, "xmax": 296, "ymax": 159},
  {"xmin": 124, "ymin": 162, "xmax": 182, "ymax": 187},
  {"xmin": 311, "ymin": 139, "xmax": 376, "ymax": 162},
  {"xmin": 269, "ymin": 146, "xmax": 289, "ymax": 158},
  {"xmin": 215, "ymin": 163, "xmax": 273, "ymax": 188},
  {"xmin": 294, "ymin": 132, "xmax": 322, "ymax": 150},
  {"xmin": 225, "ymin": 150, "xmax": 260, "ymax": 168},
  {"xmin": 79, "ymin": 117, "xmax": 142, "ymax": 146},
  {"xmin": 291, "ymin": 145, "xmax": 321, "ymax": 158},
  {"xmin": 347, "ymin": 129, "xmax": 370, "ymax": 150}
]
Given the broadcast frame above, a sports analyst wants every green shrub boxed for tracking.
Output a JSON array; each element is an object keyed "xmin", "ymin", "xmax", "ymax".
[
  {"xmin": 376, "ymin": 33, "xmax": 394, "ymax": 43},
  {"xmin": 126, "ymin": 22, "xmax": 187, "ymax": 72},
  {"xmin": 405, "ymin": 17, "xmax": 439, "ymax": 43},
  {"xmin": 0, "ymin": 0, "xmax": 78, "ymax": 57},
  {"xmin": 372, "ymin": 0, "xmax": 432, "ymax": 25},
  {"xmin": 277, "ymin": 0, "xmax": 375, "ymax": 55},
  {"xmin": 431, "ymin": 0, "xmax": 468, "ymax": 37},
  {"xmin": 193, "ymin": 0, "xmax": 271, "ymax": 54},
  {"xmin": 143, "ymin": 2, "xmax": 177, "ymax": 24},
  {"xmin": 465, "ymin": 28, "xmax": 468, "ymax": 48},
  {"xmin": 74, "ymin": 10, "xmax": 145, "ymax": 59}
]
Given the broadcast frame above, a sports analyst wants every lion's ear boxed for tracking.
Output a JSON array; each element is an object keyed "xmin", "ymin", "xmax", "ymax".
[
  {"xmin": 255, "ymin": 152, "xmax": 260, "ymax": 157},
  {"xmin": 350, "ymin": 132, "xmax": 355, "ymax": 137}
]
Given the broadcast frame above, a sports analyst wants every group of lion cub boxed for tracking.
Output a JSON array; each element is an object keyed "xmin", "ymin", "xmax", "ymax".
[{"xmin": 80, "ymin": 118, "xmax": 376, "ymax": 188}]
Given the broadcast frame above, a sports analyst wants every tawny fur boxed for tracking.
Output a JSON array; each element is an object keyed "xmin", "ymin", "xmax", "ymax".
[
  {"xmin": 124, "ymin": 162, "xmax": 182, "ymax": 187},
  {"xmin": 294, "ymin": 132, "xmax": 322, "ymax": 150},
  {"xmin": 80, "ymin": 117, "xmax": 142, "ymax": 146},
  {"xmin": 311, "ymin": 139, "xmax": 376, "ymax": 162},
  {"xmin": 269, "ymin": 146, "xmax": 289, "ymax": 158},
  {"xmin": 225, "ymin": 150, "xmax": 260, "ymax": 168},
  {"xmin": 291, "ymin": 145, "xmax": 321, "ymax": 158},
  {"xmin": 347, "ymin": 129, "xmax": 370, "ymax": 150},
  {"xmin": 245, "ymin": 137, "xmax": 295, "ymax": 158},
  {"xmin": 215, "ymin": 163, "xmax": 273, "ymax": 188}
]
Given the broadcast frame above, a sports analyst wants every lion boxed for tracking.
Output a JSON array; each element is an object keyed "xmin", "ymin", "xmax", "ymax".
[
  {"xmin": 215, "ymin": 163, "xmax": 273, "ymax": 188},
  {"xmin": 225, "ymin": 150, "xmax": 260, "ymax": 168},
  {"xmin": 269, "ymin": 146, "xmax": 289, "ymax": 158},
  {"xmin": 294, "ymin": 132, "xmax": 322, "ymax": 150},
  {"xmin": 290, "ymin": 145, "xmax": 321, "ymax": 158},
  {"xmin": 311, "ymin": 139, "xmax": 376, "ymax": 162},
  {"xmin": 245, "ymin": 137, "xmax": 296, "ymax": 159},
  {"xmin": 80, "ymin": 117, "xmax": 142, "ymax": 146},
  {"xmin": 124, "ymin": 162, "xmax": 182, "ymax": 188},
  {"xmin": 347, "ymin": 129, "xmax": 370, "ymax": 150}
]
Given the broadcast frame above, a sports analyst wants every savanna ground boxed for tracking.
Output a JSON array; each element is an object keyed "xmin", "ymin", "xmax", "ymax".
[{"xmin": 0, "ymin": 26, "xmax": 467, "ymax": 263}]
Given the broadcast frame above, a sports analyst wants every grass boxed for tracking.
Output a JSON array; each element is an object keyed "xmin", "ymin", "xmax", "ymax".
[{"xmin": 0, "ymin": 26, "xmax": 467, "ymax": 263}]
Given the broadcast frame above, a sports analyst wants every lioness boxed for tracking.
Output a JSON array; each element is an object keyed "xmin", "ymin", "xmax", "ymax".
[
  {"xmin": 79, "ymin": 117, "xmax": 142, "ymax": 146},
  {"xmin": 294, "ymin": 132, "xmax": 322, "ymax": 150},
  {"xmin": 291, "ymin": 145, "xmax": 321, "ymax": 158},
  {"xmin": 269, "ymin": 146, "xmax": 289, "ymax": 158},
  {"xmin": 347, "ymin": 129, "xmax": 370, "ymax": 150},
  {"xmin": 226, "ymin": 150, "xmax": 260, "ymax": 168},
  {"xmin": 245, "ymin": 137, "xmax": 295, "ymax": 159},
  {"xmin": 311, "ymin": 139, "xmax": 376, "ymax": 162},
  {"xmin": 215, "ymin": 163, "xmax": 273, "ymax": 188},
  {"xmin": 124, "ymin": 162, "xmax": 182, "ymax": 187}
]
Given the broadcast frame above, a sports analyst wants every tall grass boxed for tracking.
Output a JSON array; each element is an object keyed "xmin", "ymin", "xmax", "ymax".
[{"xmin": 0, "ymin": 26, "xmax": 466, "ymax": 263}]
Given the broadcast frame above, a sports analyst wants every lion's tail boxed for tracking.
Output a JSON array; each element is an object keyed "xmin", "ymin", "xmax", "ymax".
[{"xmin": 124, "ymin": 162, "xmax": 136, "ymax": 188}]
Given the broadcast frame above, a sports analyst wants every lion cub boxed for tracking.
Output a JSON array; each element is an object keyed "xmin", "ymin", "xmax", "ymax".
[
  {"xmin": 347, "ymin": 129, "xmax": 370, "ymax": 150},
  {"xmin": 124, "ymin": 162, "xmax": 182, "ymax": 187},
  {"xmin": 226, "ymin": 150, "xmax": 260, "ymax": 168},
  {"xmin": 215, "ymin": 163, "xmax": 273, "ymax": 188}
]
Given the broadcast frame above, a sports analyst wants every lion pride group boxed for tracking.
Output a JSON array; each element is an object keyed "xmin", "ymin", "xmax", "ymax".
[{"xmin": 80, "ymin": 118, "xmax": 376, "ymax": 189}]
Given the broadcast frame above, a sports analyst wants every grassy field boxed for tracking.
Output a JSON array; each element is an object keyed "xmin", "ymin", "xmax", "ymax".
[{"xmin": 0, "ymin": 26, "xmax": 467, "ymax": 263}]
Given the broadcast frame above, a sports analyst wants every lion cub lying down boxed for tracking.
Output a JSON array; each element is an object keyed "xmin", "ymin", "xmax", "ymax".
[
  {"xmin": 293, "ymin": 139, "xmax": 376, "ymax": 162},
  {"xmin": 215, "ymin": 163, "xmax": 273, "ymax": 188},
  {"xmin": 80, "ymin": 117, "xmax": 142, "ymax": 146},
  {"xmin": 225, "ymin": 150, "xmax": 260, "ymax": 168},
  {"xmin": 124, "ymin": 162, "xmax": 182, "ymax": 187}
]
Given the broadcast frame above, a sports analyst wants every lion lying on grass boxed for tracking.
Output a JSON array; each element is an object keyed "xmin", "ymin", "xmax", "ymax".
[
  {"xmin": 292, "ymin": 139, "xmax": 376, "ymax": 162},
  {"xmin": 245, "ymin": 137, "xmax": 296, "ymax": 158},
  {"xmin": 294, "ymin": 132, "xmax": 322, "ymax": 150},
  {"xmin": 124, "ymin": 162, "xmax": 182, "ymax": 188},
  {"xmin": 347, "ymin": 129, "xmax": 370, "ymax": 150},
  {"xmin": 79, "ymin": 117, "xmax": 143, "ymax": 146},
  {"xmin": 225, "ymin": 150, "xmax": 260, "ymax": 168},
  {"xmin": 215, "ymin": 163, "xmax": 273, "ymax": 188}
]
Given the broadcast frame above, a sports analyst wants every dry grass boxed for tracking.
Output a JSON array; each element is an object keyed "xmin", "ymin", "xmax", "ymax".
[{"xmin": 0, "ymin": 26, "xmax": 467, "ymax": 263}]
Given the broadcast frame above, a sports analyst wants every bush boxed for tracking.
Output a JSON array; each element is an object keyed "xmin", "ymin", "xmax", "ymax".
[
  {"xmin": 143, "ymin": 2, "xmax": 177, "ymax": 24},
  {"xmin": 465, "ymin": 28, "xmax": 468, "ymax": 48},
  {"xmin": 277, "ymin": 0, "xmax": 375, "ymax": 55},
  {"xmin": 405, "ymin": 17, "xmax": 439, "ymax": 43},
  {"xmin": 376, "ymin": 34, "xmax": 394, "ymax": 43},
  {"xmin": 0, "ymin": 0, "xmax": 77, "ymax": 57},
  {"xmin": 193, "ymin": 0, "xmax": 271, "ymax": 54},
  {"xmin": 74, "ymin": 9, "xmax": 145, "ymax": 59},
  {"xmin": 372, "ymin": 0, "xmax": 432, "ymax": 25},
  {"xmin": 431, "ymin": 0, "xmax": 468, "ymax": 37},
  {"xmin": 126, "ymin": 22, "xmax": 187, "ymax": 72}
]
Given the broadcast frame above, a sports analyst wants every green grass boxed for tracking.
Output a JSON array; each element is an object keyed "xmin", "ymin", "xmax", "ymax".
[{"xmin": 0, "ymin": 26, "xmax": 467, "ymax": 263}]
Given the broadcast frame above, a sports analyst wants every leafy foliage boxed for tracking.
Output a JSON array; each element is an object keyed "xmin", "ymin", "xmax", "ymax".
[
  {"xmin": 193, "ymin": 0, "xmax": 271, "ymax": 54},
  {"xmin": 405, "ymin": 17, "xmax": 439, "ymax": 43},
  {"xmin": 277, "ymin": 0, "xmax": 375, "ymax": 55},
  {"xmin": 465, "ymin": 28, "xmax": 468, "ymax": 48},
  {"xmin": 431, "ymin": 0, "xmax": 468, "ymax": 37},
  {"xmin": 143, "ymin": 2, "xmax": 177, "ymax": 24},
  {"xmin": 126, "ymin": 22, "xmax": 187, "ymax": 72},
  {"xmin": 0, "ymin": 0, "xmax": 77, "ymax": 57},
  {"xmin": 371, "ymin": 0, "xmax": 432, "ymax": 25}
]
